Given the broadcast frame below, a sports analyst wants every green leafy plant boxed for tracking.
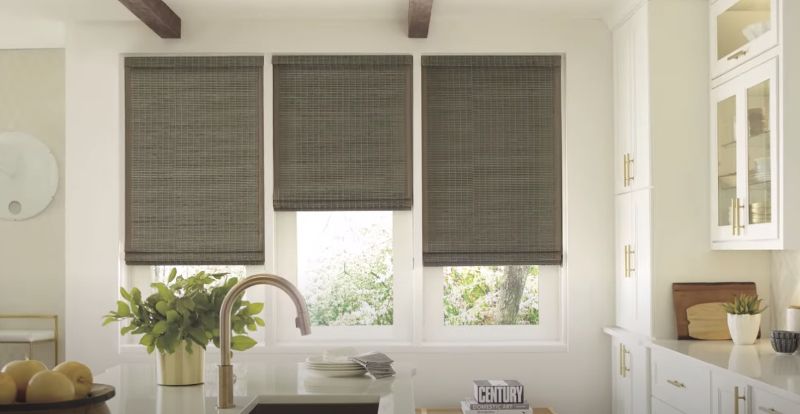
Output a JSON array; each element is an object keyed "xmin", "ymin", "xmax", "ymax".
[
  {"xmin": 103, "ymin": 268, "xmax": 265, "ymax": 354},
  {"xmin": 722, "ymin": 294, "xmax": 767, "ymax": 315}
]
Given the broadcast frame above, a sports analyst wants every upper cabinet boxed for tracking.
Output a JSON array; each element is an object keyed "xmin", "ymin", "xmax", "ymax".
[
  {"xmin": 711, "ymin": 58, "xmax": 778, "ymax": 246},
  {"xmin": 711, "ymin": 0, "xmax": 778, "ymax": 78},
  {"xmin": 614, "ymin": 5, "xmax": 651, "ymax": 195},
  {"xmin": 710, "ymin": 0, "xmax": 800, "ymax": 250}
]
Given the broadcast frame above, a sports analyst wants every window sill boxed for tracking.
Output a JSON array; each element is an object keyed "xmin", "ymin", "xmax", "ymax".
[{"xmin": 118, "ymin": 340, "xmax": 567, "ymax": 357}]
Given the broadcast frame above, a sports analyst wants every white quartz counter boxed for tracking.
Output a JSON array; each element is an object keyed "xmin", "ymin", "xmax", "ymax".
[
  {"xmin": 94, "ymin": 362, "xmax": 415, "ymax": 414},
  {"xmin": 652, "ymin": 338, "xmax": 800, "ymax": 402}
]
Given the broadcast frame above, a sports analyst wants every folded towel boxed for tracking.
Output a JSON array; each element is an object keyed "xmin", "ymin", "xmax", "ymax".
[{"xmin": 350, "ymin": 352, "xmax": 396, "ymax": 379}]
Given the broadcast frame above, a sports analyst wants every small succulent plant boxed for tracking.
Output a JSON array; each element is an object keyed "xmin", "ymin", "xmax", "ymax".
[{"xmin": 722, "ymin": 294, "xmax": 767, "ymax": 315}]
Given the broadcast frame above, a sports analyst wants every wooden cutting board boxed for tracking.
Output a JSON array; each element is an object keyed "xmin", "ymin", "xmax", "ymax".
[
  {"xmin": 673, "ymin": 282, "xmax": 757, "ymax": 340},
  {"xmin": 686, "ymin": 302, "xmax": 729, "ymax": 340}
]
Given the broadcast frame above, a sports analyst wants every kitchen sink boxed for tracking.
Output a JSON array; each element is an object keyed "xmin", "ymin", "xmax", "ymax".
[{"xmin": 242, "ymin": 395, "xmax": 381, "ymax": 414}]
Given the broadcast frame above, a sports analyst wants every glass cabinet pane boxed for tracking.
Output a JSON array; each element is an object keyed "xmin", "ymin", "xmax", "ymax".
[
  {"xmin": 717, "ymin": 0, "xmax": 771, "ymax": 60},
  {"xmin": 717, "ymin": 96, "xmax": 737, "ymax": 227},
  {"xmin": 747, "ymin": 79, "xmax": 771, "ymax": 225}
]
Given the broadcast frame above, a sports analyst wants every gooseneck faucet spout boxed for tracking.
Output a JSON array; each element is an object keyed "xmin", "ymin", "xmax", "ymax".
[{"xmin": 218, "ymin": 274, "xmax": 311, "ymax": 409}]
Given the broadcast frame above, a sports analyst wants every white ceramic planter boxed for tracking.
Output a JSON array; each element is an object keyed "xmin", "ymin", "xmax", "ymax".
[{"xmin": 727, "ymin": 313, "xmax": 762, "ymax": 345}]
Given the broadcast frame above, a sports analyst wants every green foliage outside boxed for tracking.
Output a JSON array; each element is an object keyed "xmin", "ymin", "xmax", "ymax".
[
  {"xmin": 302, "ymin": 221, "xmax": 394, "ymax": 326},
  {"xmin": 443, "ymin": 265, "xmax": 540, "ymax": 326},
  {"xmin": 103, "ymin": 268, "xmax": 265, "ymax": 354}
]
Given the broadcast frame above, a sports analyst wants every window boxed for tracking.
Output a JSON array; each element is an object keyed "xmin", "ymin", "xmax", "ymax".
[
  {"xmin": 275, "ymin": 211, "xmax": 412, "ymax": 343},
  {"xmin": 296, "ymin": 211, "xmax": 394, "ymax": 327},
  {"xmin": 443, "ymin": 265, "xmax": 540, "ymax": 326}
]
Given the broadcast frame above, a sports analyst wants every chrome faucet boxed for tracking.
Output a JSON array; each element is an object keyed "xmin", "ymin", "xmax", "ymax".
[{"xmin": 217, "ymin": 274, "xmax": 312, "ymax": 409}]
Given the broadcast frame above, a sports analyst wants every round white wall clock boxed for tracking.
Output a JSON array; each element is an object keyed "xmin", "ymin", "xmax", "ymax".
[{"xmin": 0, "ymin": 131, "xmax": 59, "ymax": 221}]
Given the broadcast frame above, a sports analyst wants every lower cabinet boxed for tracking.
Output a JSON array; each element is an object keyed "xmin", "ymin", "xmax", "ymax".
[
  {"xmin": 711, "ymin": 371, "xmax": 749, "ymax": 414},
  {"xmin": 651, "ymin": 348, "xmax": 710, "ymax": 414},
  {"xmin": 611, "ymin": 337, "xmax": 649, "ymax": 414},
  {"xmin": 750, "ymin": 387, "xmax": 800, "ymax": 414}
]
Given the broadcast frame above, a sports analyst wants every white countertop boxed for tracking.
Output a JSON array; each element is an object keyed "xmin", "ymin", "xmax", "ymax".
[
  {"xmin": 604, "ymin": 326, "xmax": 800, "ymax": 403},
  {"xmin": 652, "ymin": 338, "xmax": 800, "ymax": 402},
  {"xmin": 94, "ymin": 361, "xmax": 415, "ymax": 414}
]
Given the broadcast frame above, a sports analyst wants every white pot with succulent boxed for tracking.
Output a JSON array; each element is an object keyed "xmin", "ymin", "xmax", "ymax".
[
  {"xmin": 103, "ymin": 268, "xmax": 266, "ymax": 385},
  {"xmin": 723, "ymin": 294, "xmax": 767, "ymax": 345}
]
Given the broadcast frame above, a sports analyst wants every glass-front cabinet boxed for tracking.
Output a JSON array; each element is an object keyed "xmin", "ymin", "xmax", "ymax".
[
  {"xmin": 711, "ymin": 0, "xmax": 778, "ymax": 78},
  {"xmin": 711, "ymin": 58, "xmax": 778, "ymax": 246}
]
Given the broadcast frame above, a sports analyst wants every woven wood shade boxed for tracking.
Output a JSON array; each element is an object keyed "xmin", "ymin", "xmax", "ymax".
[
  {"xmin": 272, "ymin": 55, "xmax": 413, "ymax": 211},
  {"xmin": 422, "ymin": 55, "xmax": 563, "ymax": 266},
  {"xmin": 124, "ymin": 56, "xmax": 265, "ymax": 265}
]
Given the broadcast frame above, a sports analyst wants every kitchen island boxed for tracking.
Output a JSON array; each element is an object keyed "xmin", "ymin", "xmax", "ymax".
[{"xmin": 94, "ymin": 362, "xmax": 415, "ymax": 414}]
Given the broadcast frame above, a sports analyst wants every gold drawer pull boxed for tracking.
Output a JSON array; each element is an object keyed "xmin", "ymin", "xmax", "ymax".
[
  {"xmin": 758, "ymin": 407, "xmax": 780, "ymax": 414},
  {"xmin": 666, "ymin": 379, "xmax": 686, "ymax": 389}
]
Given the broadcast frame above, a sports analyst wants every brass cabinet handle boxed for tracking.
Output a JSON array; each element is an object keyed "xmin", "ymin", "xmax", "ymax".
[
  {"xmin": 624, "ymin": 244, "xmax": 635, "ymax": 278},
  {"xmin": 666, "ymin": 379, "xmax": 686, "ymax": 389},
  {"xmin": 623, "ymin": 245, "xmax": 629, "ymax": 278},
  {"xmin": 619, "ymin": 344, "xmax": 630, "ymax": 378},
  {"xmin": 727, "ymin": 49, "xmax": 748, "ymax": 61},
  {"xmin": 735, "ymin": 198, "xmax": 745, "ymax": 235},
  {"xmin": 758, "ymin": 407, "xmax": 781, "ymax": 414},
  {"xmin": 623, "ymin": 153, "xmax": 630, "ymax": 186},
  {"xmin": 731, "ymin": 198, "xmax": 746, "ymax": 236},
  {"xmin": 734, "ymin": 386, "xmax": 747, "ymax": 414},
  {"xmin": 623, "ymin": 153, "xmax": 635, "ymax": 187}
]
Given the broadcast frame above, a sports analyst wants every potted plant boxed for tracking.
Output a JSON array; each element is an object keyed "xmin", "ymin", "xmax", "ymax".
[
  {"xmin": 103, "ymin": 268, "xmax": 265, "ymax": 385},
  {"xmin": 722, "ymin": 294, "xmax": 767, "ymax": 345}
]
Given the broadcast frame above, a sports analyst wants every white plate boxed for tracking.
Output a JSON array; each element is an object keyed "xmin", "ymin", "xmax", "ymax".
[
  {"xmin": 305, "ymin": 364, "xmax": 365, "ymax": 371},
  {"xmin": 306, "ymin": 368, "xmax": 368, "ymax": 378}
]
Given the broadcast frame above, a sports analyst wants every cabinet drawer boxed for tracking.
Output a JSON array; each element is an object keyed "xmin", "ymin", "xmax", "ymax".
[
  {"xmin": 751, "ymin": 387, "xmax": 800, "ymax": 414},
  {"xmin": 651, "ymin": 349, "xmax": 710, "ymax": 414},
  {"xmin": 651, "ymin": 397, "xmax": 686, "ymax": 414}
]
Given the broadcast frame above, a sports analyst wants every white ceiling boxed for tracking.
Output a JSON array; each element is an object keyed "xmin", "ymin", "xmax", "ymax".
[{"xmin": 0, "ymin": 0, "xmax": 626, "ymax": 22}]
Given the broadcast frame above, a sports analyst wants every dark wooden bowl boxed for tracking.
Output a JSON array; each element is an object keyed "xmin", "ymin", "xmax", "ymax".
[{"xmin": 0, "ymin": 384, "xmax": 115, "ymax": 413}]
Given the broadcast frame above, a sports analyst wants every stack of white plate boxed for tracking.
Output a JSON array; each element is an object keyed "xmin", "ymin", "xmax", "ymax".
[{"xmin": 304, "ymin": 355, "xmax": 367, "ymax": 378}]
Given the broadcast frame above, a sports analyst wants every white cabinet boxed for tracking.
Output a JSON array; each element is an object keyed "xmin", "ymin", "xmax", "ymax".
[
  {"xmin": 712, "ymin": 371, "xmax": 750, "ymax": 414},
  {"xmin": 652, "ymin": 398, "xmax": 686, "ymax": 414},
  {"xmin": 651, "ymin": 349, "xmax": 711, "ymax": 414},
  {"xmin": 711, "ymin": 0, "xmax": 778, "ymax": 78},
  {"xmin": 615, "ymin": 190, "xmax": 652, "ymax": 336},
  {"xmin": 709, "ymin": 0, "xmax": 800, "ymax": 250},
  {"xmin": 612, "ymin": 337, "xmax": 649, "ymax": 414},
  {"xmin": 613, "ymin": 4, "xmax": 651, "ymax": 195},
  {"xmin": 711, "ymin": 58, "xmax": 779, "ymax": 248},
  {"xmin": 750, "ymin": 387, "xmax": 800, "ymax": 414}
]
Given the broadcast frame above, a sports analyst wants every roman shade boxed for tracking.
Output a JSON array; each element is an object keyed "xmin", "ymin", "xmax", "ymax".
[
  {"xmin": 272, "ymin": 55, "xmax": 413, "ymax": 211},
  {"xmin": 125, "ymin": 56, "xmax": 264, "ymax": 265},
  {"xmin": 422, "ymin": 55, "xmax": 563, "ymax": 266}
]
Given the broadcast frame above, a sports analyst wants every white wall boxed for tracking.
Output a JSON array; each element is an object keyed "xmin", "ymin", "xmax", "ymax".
[
  {"xmin": 0, "ymin": 48, "xmax": 65, "ymax": 361},
  {"xmin": 64, "ymin": 17, "xmax": 614, "ymax": 413},
  {"xmin": 647, "ymin": 0, "xmax": 771, "ymax": 339}
]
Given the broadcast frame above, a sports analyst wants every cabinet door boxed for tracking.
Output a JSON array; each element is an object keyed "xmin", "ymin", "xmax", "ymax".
[
  {"xmin": 712, "ymin": 371, "xmax": 750, "ymax": 414},
  {"xmin": 711, "ymin": 58, "xmax": 779, "ymax": 248},
  {"xmin": 611, "ymin": 338, "xmax": 633, "ymax": 414},
  {"xmin": 615, "ymin": 193, "xmax": 635, "ymax": 330},
  {"xmin": 614, "ymin": 6, "xmax": 651, "ymax": 194},
  {"xmin": 616, "ymin": 191, "xmax": 652, "ymax": 335},
  {"xmin": 711, "ymin": 0, "xmax": 778, "ymax": 78},
  {"xmin": 614, "ymin": 16, "xmax": 634, "ymax": 194},
  {"xmin": 612, "ymin": 338, "xmax": 649, "ymax": 414}
]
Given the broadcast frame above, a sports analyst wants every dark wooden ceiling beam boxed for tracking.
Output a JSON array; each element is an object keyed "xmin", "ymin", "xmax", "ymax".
[
  {"xmin": 117, "ymin": 0, "xmax": 181, "ymax": 39},
  {"xmin": 408, "ymin": 0, "xmax": 433, "ymax": 38}
]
